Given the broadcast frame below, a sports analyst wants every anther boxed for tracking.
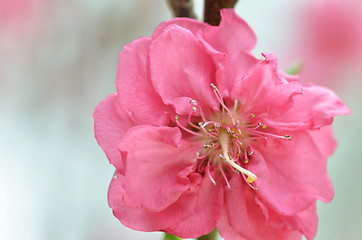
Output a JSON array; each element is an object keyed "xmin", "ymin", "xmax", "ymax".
[
  {"xmin": 244, "ymin": 159, "xmax": 249, "ymax": 164},
  {"xmin": 251, "ymin": 113, "xmax": 255, "ymax": 118},
  {"xmin": 210, "ymin": 83, "xmax": 217, "ymax": 89},
  {"xmin": 175, "ymin": 115, "xmax": 179, "ymax": 120},
  {"xmin": 284, "ymin": 135, "xmax": 292, "ymax": 140},
  {"xmin": 192, "ymin": 106, "xmax": 196, "ymax": 112}
]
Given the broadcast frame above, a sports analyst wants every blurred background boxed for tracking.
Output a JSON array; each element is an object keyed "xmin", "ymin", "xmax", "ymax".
[{"xmin": 0, "ymin": 0, "xmax": 361, "ymax": 239}]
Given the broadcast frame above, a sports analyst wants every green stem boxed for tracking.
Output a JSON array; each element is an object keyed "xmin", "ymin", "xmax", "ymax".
[
  {"xmin": 197, "ymin": 228, "xmax": 218, "ymax": 240},
  {"xmin": 163, "ymin": 233, "xmax": 183, "ymax": 240}
]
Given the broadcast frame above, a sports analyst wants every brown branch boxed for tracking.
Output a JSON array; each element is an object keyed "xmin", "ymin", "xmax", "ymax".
[
  {"xmin": 166, "ymin": 0, "xmax": 197, "ymax": 18},
  {"xmin": 203, "ymin": 0, "xmax": 238, "ymax": 25}
]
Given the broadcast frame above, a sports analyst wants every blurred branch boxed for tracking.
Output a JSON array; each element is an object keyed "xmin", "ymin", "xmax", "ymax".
[
  {"xmin": 204, "ymin": 0, "xmax": 238, "ymax": 25},
  {"xmin": 166, "ymin": 0, "xmax": 197, "ymax": 18}
]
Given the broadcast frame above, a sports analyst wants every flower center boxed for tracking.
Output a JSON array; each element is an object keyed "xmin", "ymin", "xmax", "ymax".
[{"xmin": 175, "ymin": 83, "xmax": 291, "ymax": 190}]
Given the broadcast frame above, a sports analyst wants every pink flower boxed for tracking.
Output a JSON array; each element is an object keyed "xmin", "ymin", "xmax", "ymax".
[
  {"xmin": 293, "ymin": 0, "xmax": 362, "ymax": 87},
  {"xmin": 94, "ymin": 9, "xmax": 350, "ymax": 240}
]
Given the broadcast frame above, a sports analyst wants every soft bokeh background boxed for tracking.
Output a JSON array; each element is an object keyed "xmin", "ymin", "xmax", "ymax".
[{"xmin": 1, "ymin": 0, "xmax": 361, "ymax": 239}]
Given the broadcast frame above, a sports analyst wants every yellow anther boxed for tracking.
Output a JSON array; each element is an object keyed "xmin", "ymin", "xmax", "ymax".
[
  {"xmin": 175, "ymin": 115, "xmax": 179, "ymax": 120},
  {"xmin": 251, "ymin": 113, "xmax": 255, "ymax": 118},
  {"xmin": 262, "ymin": 125, "xmax": 267, "ymax": 129},
  {"xmin": 284, "ymin": 135, "xmax": 292, "ymax": 140}
]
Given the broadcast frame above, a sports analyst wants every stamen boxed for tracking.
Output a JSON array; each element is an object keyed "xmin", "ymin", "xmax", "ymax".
[
  {"xmin": 206, "ymin": 158, "xmax": 217, "ymax": 186},
  {"xmin": 175, "ymin": 115, "xmax": 203, "ymax": 136},
  {"xmin": 218, "ymin": 161, "xmax": 231, "ymax": 189},
  {"xmin": 219, "ymin": 131, "xmax": 257, "ymax": 183},
  {"xmin": 199, "ymin": 122, "xmax": 218, "ymax": 139},
  {"xmin": 250, "ymin": 130, "xmax": 292, "ymax": 140},
  {"xmin": 210, "ymin": 83, "xmax": 237, "ymax": 126},
  {"xmin": 190, "ymin": 99, "xmax": 207, "ymax": 123}
]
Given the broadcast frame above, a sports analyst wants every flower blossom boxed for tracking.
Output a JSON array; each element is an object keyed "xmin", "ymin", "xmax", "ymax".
[
  {"xmin": 94, "ymin": 9, "xmax": 350, "ymax": 240},
  {"xmin": 292, "ymin": 0, "xmax": 362, "ymax": 87}
]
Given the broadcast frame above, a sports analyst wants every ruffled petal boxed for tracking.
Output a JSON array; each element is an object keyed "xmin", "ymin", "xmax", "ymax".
[
  {"xmin": 109, "ymin": 171, "xmax": 197, "ymax": 232},
  {"xmin": 116, "ymin": 37, "xmax": 172, "ymax": 126},
  {"xmin": 249, "ymin": 130, "xmax": 334, "ymax": 215},
  {"xmin": 263, "ymin": 84, "xmax": 350, "ymax": 130},
  {"xmin": 165, "ymin": 174, "xmax": 224, "ymax": 238},
  {"xmin": 218, "ymin": 175, "xmax": 300, "ymax": 240},
  {"xmin": 232, "ymin": 54, "xmax": 303, "ymax": 117},
  {"xmin": 203, "ymin": 9, "xmax": 259, "ymax": 93},
  {"xmin": 203, "ymin": 9, "xmax": 257, "ymax": 54},
  {"xmin": 150, "ymin": 25, "xmax": 219, "ymax": 117},
  {"xmin": 217, "ymin": 207, "xmax": 248, "ymax": 240},
  {"xmin": 255, "ymin": 197, "xmax": 318, "ymax": 240},
  {"xmin": 152, "ymin": 17, "xmax": 209, "ymax": 40},
  {"xmin": 109, "ymin": 171, "xmax": 223, "ymax": 237},
  {"xmin": 289, "ymin": 203, "xmax": 318, "ymax": 240},
  {"xmin": 93, "ymin": 93, "xmax": 135, "ymax": 172},
  {"xmin": 119, "ymin": 125, "xmax": 203, "ymax": 211}
]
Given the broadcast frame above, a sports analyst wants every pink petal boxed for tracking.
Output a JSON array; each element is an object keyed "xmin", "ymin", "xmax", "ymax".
[
  {"xmin": 119, "ymin": 125, "xmax": 203, "ymax": 211},
  {"xmin": 164, "ymin": 174, "xmax": 224, "ymax": 238},
  {"xmin": 216, "ymin": 207, "xmax": 248, "ymax": 240},
  {"xmin": 203, "ymin": 9, "xmax": 257, "ymax": 54},
  {"xmin": 116, "ymin": 37, "xmax": 172, "ymax": 126},
  {"xmin": 93, "ymin": 93, "xmax": 135, "ymax": 172},
  {"xmin": 232, "ymin": 55, "xmax": 303, "ymax": 117},
  {"xmin": 109, "ymin": 171, "xmax": 223, "ymax": 237},
  {"xmin": 152, "ymin": 17, "xmax": 209, "ymax": 40},
  {"xmin": 249, "ymin": 131, "xmax": 334, "ymax": 215},
  {"xmin": 289, "ymin": 203, "xmax": 318, "ymax": 240},
  {"xmin": 255, "ymin": 198, "xmax": 318, "ymax": 240},
  {"xmin": 150, "ymin": 25, "xmax": 219, "ymax": 117},
  {"xmin": 263, "ymin": 84, "xmax": 350, "ymax": 130},
  {"xmin": 217, "ymin": 175, "xmax": 300, "ymax": 240},
  {"xmin": 203, "ymin": 9, "xmax": 259, "ymax": 93},
  {"xmin": 109, "ymin": 171, "xmax": 197, "ymax": 232}
]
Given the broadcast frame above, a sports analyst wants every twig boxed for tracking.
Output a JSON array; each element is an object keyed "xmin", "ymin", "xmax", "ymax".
[
  {"xmin": 203, "ymin": 0, "xmax": 238, "ymax": 25},
  {"xmin": 166, "ymin": 0, "xmax": 197, "ymax": 18}
]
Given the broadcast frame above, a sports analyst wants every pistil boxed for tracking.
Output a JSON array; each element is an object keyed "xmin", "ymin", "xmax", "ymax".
[{"xmin": 218, "ymin": 131, "xmax": 257, "ymax": 183}]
